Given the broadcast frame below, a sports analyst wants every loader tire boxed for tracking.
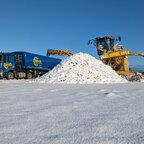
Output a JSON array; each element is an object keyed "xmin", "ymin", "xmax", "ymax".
[{"xmin": 7, "ymin": 72, "xmax": 14, "ymax": 80}]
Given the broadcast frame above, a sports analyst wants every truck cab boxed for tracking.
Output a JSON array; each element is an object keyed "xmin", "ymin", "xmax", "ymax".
[{"xmin": 0, "ymin": 53, "xmax": 15, "ymax": 79}]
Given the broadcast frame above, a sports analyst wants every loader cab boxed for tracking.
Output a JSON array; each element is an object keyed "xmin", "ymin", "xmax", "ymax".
[
  {"xmin": 95, "ymin": 36, "xmax": 115, "ymax": 55},
  {"xmin": 88, "ymin": 36, "xmax": 122, "ymax": 56}
]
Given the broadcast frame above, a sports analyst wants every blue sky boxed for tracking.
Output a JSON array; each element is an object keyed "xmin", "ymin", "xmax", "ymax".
[{"xmin": 0, "ymin": 0, "xmax": 144, "ymax": 67}]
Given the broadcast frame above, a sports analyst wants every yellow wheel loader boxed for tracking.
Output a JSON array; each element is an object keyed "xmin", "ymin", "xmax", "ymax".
[{"xmin": 46, "ymin": 36, "xmax": 144, "ymax": 81}]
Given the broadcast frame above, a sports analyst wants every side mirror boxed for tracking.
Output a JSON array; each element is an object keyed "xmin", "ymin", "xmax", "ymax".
[
  {"xmin": 118, "ymin": 36, "xmax": 121, "ymax": 41},
  {"xmin": 87, "ymin": 39, "xmax": 95, "ymax": 45},
  {"xmin": 87, "ymin": 40, "xmax": 91, "ymax": 45}
]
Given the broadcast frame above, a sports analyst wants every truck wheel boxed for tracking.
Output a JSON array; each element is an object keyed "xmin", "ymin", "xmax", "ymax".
[
  {"xmin": 7, "ymin": 72, "xmax": 14, "ymax": 80},
  {"xmin": 27, "ymin": 72, "xmax": 33, "ymax": 79}
]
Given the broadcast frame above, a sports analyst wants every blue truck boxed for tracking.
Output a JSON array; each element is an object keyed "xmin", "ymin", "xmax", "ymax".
[{"xmin": 0, "ymin": 51, "xmax": 61, "ymax": 79}]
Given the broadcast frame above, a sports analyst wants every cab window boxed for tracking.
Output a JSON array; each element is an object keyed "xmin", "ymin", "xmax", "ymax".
[{"xmin": 4, "ymin": 55, "xmax": 9, "ymax": 62}]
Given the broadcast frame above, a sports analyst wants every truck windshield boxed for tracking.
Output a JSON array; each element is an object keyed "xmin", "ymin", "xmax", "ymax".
[{"xmin": 0, "ymin": 55, "xmax": 2, "ymax": 63}]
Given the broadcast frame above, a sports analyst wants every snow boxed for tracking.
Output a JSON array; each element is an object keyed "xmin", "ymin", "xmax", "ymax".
[
  {"xmin": 36, "ymin": 53, "xmax": 127, "ymax": 84},
  {"xmin": 0, "ymin": 80, "xmax": 144, "ymax": 144}
]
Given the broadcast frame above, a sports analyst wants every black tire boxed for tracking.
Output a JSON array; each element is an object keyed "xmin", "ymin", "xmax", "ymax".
[
  {"xmin": 27, "ymin": 72, "xmax": 33, "ymax": 79},
  {"xmin": 7, "ymin": 72, "xmax": 14, "ymax": 80}
]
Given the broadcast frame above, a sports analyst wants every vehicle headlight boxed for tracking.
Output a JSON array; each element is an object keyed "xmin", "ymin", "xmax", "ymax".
[{"xmin": 0, "ymin": 69, "xmax": 3, "ymax": 78}]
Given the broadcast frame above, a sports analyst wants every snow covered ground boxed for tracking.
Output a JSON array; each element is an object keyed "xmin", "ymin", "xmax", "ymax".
[{"xmin": 0, "ymin": 80, "xmax": 144, "ymax": 144}]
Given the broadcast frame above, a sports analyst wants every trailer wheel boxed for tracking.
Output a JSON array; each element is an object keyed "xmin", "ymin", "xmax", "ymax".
[
  {"xmin": 7, "ymin": 72, "xmax": 14, "ymax": 80},
  {"xmin": 27, "ymin": 72, "xmax": 33, "ymax": 79}
]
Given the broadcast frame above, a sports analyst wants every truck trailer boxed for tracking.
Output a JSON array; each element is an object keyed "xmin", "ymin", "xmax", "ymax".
[{"xmin": 0, "ymin": 51, "xmax": 61, "ymax": 79}]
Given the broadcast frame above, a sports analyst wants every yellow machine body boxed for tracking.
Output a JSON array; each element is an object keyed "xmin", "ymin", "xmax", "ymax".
[{"xmin": 100, "ymin": 45, "xmax": 144, "ymax": 76}]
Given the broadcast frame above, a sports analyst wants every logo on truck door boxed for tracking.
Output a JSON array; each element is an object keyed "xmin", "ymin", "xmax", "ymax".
[
  {"xmin": 33, "ymin": 57, "xmax": 42, "ymax": 66},
  {"xmin": 4, "ymin": 62, "xmax": 12, "ymax": 69}
]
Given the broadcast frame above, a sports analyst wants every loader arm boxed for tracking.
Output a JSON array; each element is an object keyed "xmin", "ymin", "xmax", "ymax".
[
  {"xmin": 100, "ymin": 50, "xmax": 144, "ymax": 59},
  {"xmin": 47, "ymin": 49, "xmax": 74, "ymax": 56}
]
